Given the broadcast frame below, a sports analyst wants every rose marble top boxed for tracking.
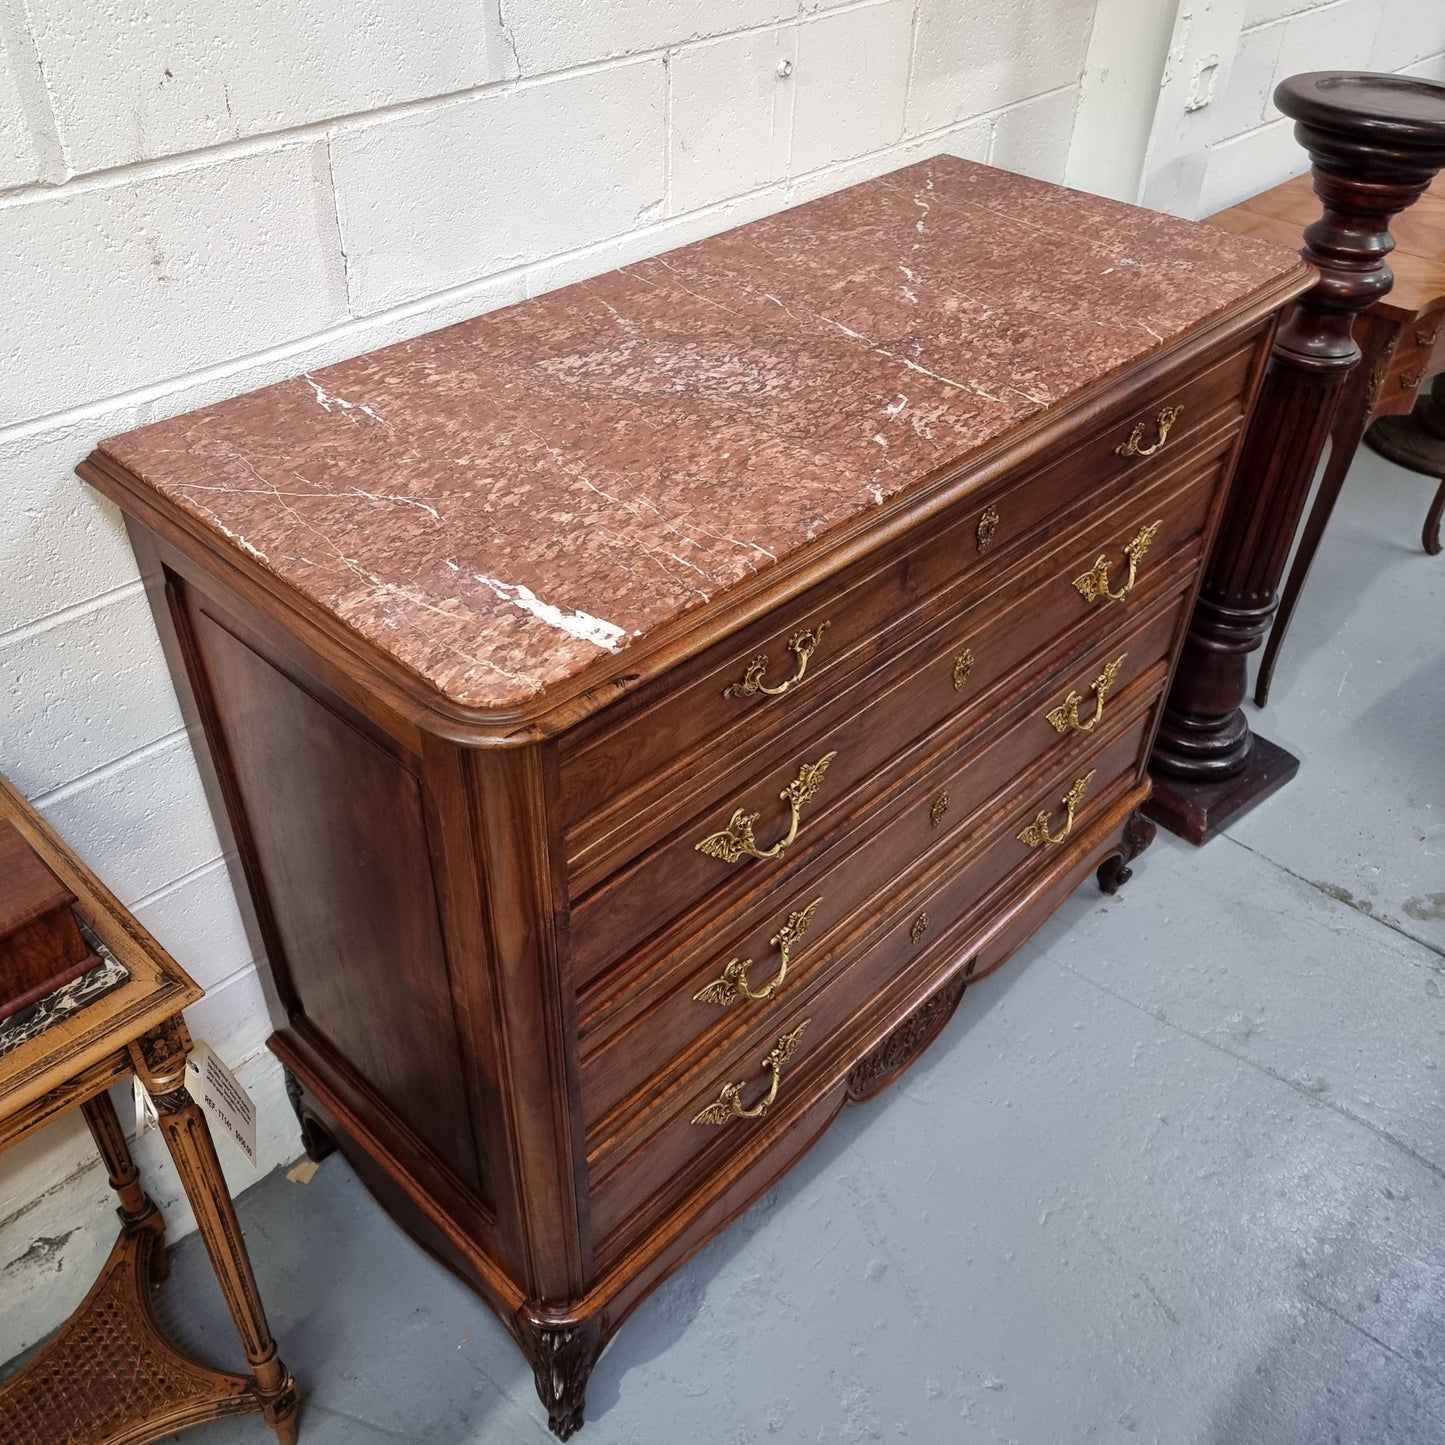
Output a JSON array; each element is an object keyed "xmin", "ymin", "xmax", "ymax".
[{"xmin": 96, "ymin": 157, "xmax": 1304, "ymax": 714}]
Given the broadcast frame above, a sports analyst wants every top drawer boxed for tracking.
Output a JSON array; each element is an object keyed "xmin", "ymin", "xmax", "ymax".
[{"xmin": 556, "ymin": 333, "xmax": 1261, "ymax": 851}]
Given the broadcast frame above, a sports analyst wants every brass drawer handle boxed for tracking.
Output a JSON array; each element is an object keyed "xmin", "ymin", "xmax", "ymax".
[
  {"xmin": 694, "ymin": 899, "xmax": 821, "ymax": 1007},
  {"xmin": 1115, "ymin": 404, "xmax": 1182, "ymax": 459},
  {"xmin": 1017, "ymin": 770, "xmax": 1096, "ymax": 849},
  {"xmin": 1046, "ymin": 654, "xmax": 1126, "ymax": 735},
  {"xmin": 724, "ymin": 623, "xmax": 829, "ymax": 699},
  {"xmin": 1074, "ymin": 520, "xmax": 1161, "ymax": 604},
  {"xmin": 696, "ymin": 752, "xmax": 837, "ymax": 864},
  {"xmin": 691, "ymin": 1021, "xmax": 809, "ymax": 1125}
]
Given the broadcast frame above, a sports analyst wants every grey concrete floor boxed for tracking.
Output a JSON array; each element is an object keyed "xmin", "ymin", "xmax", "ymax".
[{"xmin": 19, "ymin": 442, "xmax": 1445, "ymax": 1444}]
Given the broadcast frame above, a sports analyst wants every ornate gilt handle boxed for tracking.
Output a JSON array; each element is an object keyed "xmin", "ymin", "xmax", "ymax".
[
  {"xmin": 692, "ymin": 1021, "xmax": 809, "ymax": 1125},
  {"xmin": 1073, "ymin": 520, "xmax": 1161, "ymax": 604},
  {"xmin": 694, "ymin": 899, "xmax": 821, "ymax": 1006},
  {"xmin": 1017, "ymin": 770, "xmax": 1096, "ymax": 849},
  {"xmin": 696, "ymin": 752, "xmax": 837, "ymax": 864},
  {"xmin": 1046, "ymin": 654, "xmax": 1126, "ymax": 735},
  {"xmin": 1115, "ymin": 404, "xmax": 1182, "ymax": 459},
  {"xmin": 725, "ymin": 622, "xmax": 830, "ymax": 699}
]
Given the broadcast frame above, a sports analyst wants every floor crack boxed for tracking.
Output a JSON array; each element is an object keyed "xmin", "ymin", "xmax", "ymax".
[
  {"xmin": 1049, "ymin": 955, "xmax": 1445, "ymax": 1186},
  {"xmin": 1222, "ymin": 833, "xmax": 1445, "ymax": 963}
]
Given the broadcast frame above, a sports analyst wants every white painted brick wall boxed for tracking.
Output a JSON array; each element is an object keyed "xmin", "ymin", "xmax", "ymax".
[
  {"xmin": 908, "ymin": 0, "xmax": 1098, "ymax": 135},
  {"xmin": 19, "ymin": 0, "xmax": 1381, "ymax": 1363},
  {"xmin": 22, "ymin": 0, "xmax": 500, "ymax": 174},
  {"xmin": 1, "ymin": 146, "xmax": 349, "ymax": 426},
  {"xmin": 1197, "ymin": 0, "xmax": 1445, "ymax": 215},
  {"xmin": 332, "ymin": 62, "xmax": 668, "ymax": 314}
]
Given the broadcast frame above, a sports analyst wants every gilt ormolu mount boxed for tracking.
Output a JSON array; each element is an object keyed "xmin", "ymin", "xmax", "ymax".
[{"xmin": 1148, "ymin": 72, "xmax": 1445, "ymax": 844}]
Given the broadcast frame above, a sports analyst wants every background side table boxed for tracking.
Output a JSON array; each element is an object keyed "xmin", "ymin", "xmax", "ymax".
[
  {"xmin": 1208, "ymin": 169, "xmax": 1445, "ymax": 706},
  {"xmin": 0, "ymin": 774, "xmax": 300, "ymax": 1445}
]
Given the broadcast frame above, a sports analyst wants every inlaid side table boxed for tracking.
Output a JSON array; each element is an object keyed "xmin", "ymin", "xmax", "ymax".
[
  {"xmin": 1208, "ymin": 166, "xmax": 1445, "ymax": 706},
  {"xmin": 0, "ymin": 774, "xmax": 300, "ymax": 1444}
]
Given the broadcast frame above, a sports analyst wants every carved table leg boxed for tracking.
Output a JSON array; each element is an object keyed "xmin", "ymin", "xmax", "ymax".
[
  {"xmin": 1253, "ymin": 317, "xmax": 1396, "ymax": 708},
  {"xmin": 81, "ymin": 1089, "xmax": 169, "ymax": 1282},
  {"xmin": 520, "ymin": 1313, "xmax": 603, "ymax": 1441},
  {"xmin": 131, "ymin": 1019, "xmax": 302, "ymax": 1445},
  {"xmin": 1096, "ymin": 810, "xmax": 1158, "ymax": 896},
  {"xmin": 1366, "ymin": 371, "xmax": 1445, "ymax": 556},
  {"xmin": 283, "ymin": 1063, "xmax": 337, "ymax": 1163},
  {"xmin": 1149, "ymin": 72, "xmax": 1445, "ymax": 844}
]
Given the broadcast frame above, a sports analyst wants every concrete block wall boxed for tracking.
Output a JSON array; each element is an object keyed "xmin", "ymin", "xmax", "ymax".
[
  {"xmin": 1197, "ymin": 0, "xmax": 1445, "ymax": 215},
  {"xmin": 0, "ymin": 0, "xmax": 1101, "ymax": 1357}
]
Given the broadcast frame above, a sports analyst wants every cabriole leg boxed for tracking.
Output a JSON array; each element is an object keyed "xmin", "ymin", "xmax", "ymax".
[
  {"xmin": 522, "ymin": 1313, "xmax": 603, "ymax": 1440},
  {"xmin": 1097, "ymin": 810, "xmax": 1158, "ymax": 895}
]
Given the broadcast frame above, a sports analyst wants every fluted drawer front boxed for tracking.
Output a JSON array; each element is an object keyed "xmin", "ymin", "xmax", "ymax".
[
  {"xmin": 566, "ymin": 443, "xmax": 1225, "ymax": 987},
  {"xmin": 584, "ymin": 706, "xmax": 1156, "ymax": 1258},
  {"xmin": 557, "ymin": 334, "xmax": 1259, "ymax": 862},
  {"xmin": 575, "ymin": 587, "xmax": 1190, "ymax": 1133}
]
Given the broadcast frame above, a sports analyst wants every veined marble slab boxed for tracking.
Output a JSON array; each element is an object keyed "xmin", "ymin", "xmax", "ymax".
[{"xmin": 96, "ymin": 157, "xmax": 1301, "ymax": 712}]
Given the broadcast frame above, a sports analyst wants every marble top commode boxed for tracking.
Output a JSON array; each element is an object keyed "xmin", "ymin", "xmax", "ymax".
[{"xmin": 96, "ymin": 157, "xmax": 1300, "ymax": 713}]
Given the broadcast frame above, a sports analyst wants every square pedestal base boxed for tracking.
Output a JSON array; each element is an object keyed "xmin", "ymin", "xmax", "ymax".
[{"xmin": 1145, "ymin": 733, "xmax": 1301, "ymax": 845}]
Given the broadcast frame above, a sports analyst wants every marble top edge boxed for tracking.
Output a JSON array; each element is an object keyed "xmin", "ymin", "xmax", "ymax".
[{"xmin": 96, "ymin": 156, "xmax": 1307, "ymax": 716}]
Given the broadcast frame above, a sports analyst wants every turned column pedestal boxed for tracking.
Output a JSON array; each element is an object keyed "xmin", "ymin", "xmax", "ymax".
[{"xmin": 1147, "ymin": 71, "xmax": 1445, "ymax": 844}]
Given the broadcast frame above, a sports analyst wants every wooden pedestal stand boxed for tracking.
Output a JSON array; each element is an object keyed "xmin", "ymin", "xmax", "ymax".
[{"xmin": 1148, "ymin": 71, "xmax": 1445, "ymax": 843}]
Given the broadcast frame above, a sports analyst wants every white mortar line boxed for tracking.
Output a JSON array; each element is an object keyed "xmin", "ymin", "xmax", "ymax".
[
  {"xmin": 0, "ymin": 578, "xmax": 144, "ymax": 647},
  {"xmin": 30, "ymin": 727, "xmax": 196, "ymax": 806},
  {"xmin": 126, "ymin": 854, "xmax": 235, "ymax": 912}
]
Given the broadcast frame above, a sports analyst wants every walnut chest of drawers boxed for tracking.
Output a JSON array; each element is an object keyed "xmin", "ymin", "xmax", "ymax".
[{"xmin": 81, "ymin": 157, "xmax": 1310, "ymax": 1437}]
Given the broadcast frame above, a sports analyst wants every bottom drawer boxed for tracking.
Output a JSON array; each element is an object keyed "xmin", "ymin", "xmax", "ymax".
[{"xmin": 586, "ymin": 706, "xmax": 1155, "ymax": 1254}]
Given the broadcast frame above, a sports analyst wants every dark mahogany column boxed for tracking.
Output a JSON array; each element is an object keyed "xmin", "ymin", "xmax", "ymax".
[{"xmin": 1148, "ymin": 72, "xmax": 1445, "ymax": 844}]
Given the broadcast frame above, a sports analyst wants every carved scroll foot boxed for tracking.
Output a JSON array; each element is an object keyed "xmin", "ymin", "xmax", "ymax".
[
  {"xmin": 523, "ymin": 1315, "xmax": 602, "ymax": 1440},
  {"xmin": 284, "ymin": 1065, "xmax": 337, "ymax": 1163},
  {"xmin": 846, "ymin": 974, "xmax": 969, "ymax": 1104},
  {"xmin": 1096, "ymin": 810, "xmax": 1157, "ymax": 895}
]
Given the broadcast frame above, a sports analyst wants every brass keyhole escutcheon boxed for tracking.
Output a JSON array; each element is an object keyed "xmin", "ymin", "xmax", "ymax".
[
  {"xmin": 930, "ymin": 792, "xmax": 949, "ymax": 828},
  {"xmin": 952, "ymin": 649, "xmax": 974, "ymax": 691},
  {"xmin": 910, "ymin": 912, "xmax": 929, "ymax": 947},
  {"xmin": 976, "ymin": 505, "xmax": 1000, "ymax": 554}
]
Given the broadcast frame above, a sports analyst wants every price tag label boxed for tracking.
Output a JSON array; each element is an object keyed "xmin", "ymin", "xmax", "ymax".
[
  {"xmin": 185, "ymin": 1042, "xmax": 257, "ymax": 1167},
  {"xmin": 133, "ymin": 1074, "xmax": 158, "ymax": 1137}
]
